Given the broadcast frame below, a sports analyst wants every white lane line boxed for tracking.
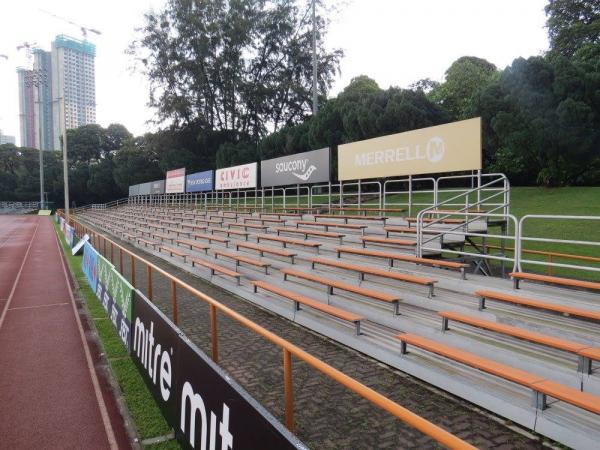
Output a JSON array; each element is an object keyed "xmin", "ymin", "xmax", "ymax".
[
  {"xmin": 8, "ymin": 302, "xmax": 69, "ymax": 311},
  {"xmin": 53, "ymin": 222, "xmax": 118, "ymax": 450}
]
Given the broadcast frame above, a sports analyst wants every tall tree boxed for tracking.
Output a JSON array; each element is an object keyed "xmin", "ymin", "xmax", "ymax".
[
  {"xmin": 131, "ymin": 0, "xmax": 343, "ymax": 139},
  {"xmin": 546, "ymin": 0, "xmax": 600, "ymax": 56},
  {"xmin": 429, "ymin": 56, "xmax": 498, "ymax": 121}
]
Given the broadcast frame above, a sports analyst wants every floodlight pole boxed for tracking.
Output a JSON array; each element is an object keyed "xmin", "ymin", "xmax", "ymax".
[
  {"xmin": 60, "ymin": 95, "xmax": 69, "ymax": 221},
  {"xmin": 311, "ymin": 0, "xmax": 318, "ymax": 115}
]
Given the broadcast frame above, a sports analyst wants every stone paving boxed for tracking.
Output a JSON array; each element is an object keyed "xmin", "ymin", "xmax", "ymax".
[{"xmin": 93, "ymin": 226, "xmax": 548, "ymax": 450}]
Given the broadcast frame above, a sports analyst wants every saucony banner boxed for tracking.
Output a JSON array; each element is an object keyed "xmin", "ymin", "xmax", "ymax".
[{"xmin": 261, "ymin": 148, "xmax": 330, "ymax": 187}]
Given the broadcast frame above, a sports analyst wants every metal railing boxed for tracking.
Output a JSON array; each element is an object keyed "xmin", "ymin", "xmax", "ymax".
[
  {"xmin": 518, "ymin": 215, "xmax": 600, "ymax": 275},
  {"xmin": 61, "ymin": 210, "xmax": 474, "ymax": 450}
]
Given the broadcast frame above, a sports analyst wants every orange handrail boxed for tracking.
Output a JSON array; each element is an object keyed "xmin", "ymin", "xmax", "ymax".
[{"xmin": 58, "ymin": 211, "xmax": 475, "ymax": 449}]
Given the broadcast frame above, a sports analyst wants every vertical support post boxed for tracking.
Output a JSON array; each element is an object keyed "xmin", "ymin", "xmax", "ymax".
[
  {"xmin": 210, "ymin": 304, "xmax": 219, "ymax": 363},
  {"xmin": 283, "ymin": 349, "xmax": 294, "ymax": 432},
  {"xmin": 548, "ymin": 254, "xmax": 553, "ymax": 276},
  {"xmin": 147, "ymin": 265, "xmax": 153, "ymax": 301},
  {"xmin": 110, "ymin": 242, "xmax": 114, "ymax": 264},
  {"xmin": 408, "ymin": 175, "xmax": 413, "ymax": 217},
  {"xmin": 119, "ymin": 248, "xmax": 123, "ymax": 273},
  {"xmin": 131, "ymin": 255, "xmax": 136, "ymax": 288},
  {"xmin": 171, "ymin": 280, "xmax": 178, "ymax": 325}
]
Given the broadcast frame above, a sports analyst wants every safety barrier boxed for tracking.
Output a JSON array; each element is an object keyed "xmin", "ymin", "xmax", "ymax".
[{"xmin": 59, "ymin": 210, "xmax": 474, "ymax": 449}]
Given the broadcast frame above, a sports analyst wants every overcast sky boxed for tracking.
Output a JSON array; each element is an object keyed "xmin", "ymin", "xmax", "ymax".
[{"xmin": 0, "ymin": 0, "xmax": 549, "ymax": 144}]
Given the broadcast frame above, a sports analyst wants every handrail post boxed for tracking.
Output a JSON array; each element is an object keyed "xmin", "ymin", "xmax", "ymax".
[
  {"xmin": 131, "ymin": 255, "xmax": 136, "ymax": 287},
  {"xmin": 283, "ymin": 348, "xmax": 294, "ymax": 432},
  {"xmin": 210, "ymin": 304, "xmax": 219, "ymax": 363},
  {"xmin": 119, "ymin": 248, "xmax": 123, "ymax": 273},
  {"xmin": 171, "ymin": 280, "xmax": 178, "ymax": 325},
  {"xmin": 147, "ymin": 265, "xmax": 153, "ymax": 301}
]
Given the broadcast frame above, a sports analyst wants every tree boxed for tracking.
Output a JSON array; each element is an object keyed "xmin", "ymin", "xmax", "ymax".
[
  {"xmin": 546, "ymin": 0, "xmax": 600, "ymax": 57},
  {"xmin": 131, "ymin": 0, "xmax": 343, "ymax": 139},
  {"xmin": 430, "ymin": 56, "xmax": 498, "ymax": 121}
]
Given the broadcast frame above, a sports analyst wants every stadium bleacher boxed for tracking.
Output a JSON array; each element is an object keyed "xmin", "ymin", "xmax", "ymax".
[{"xmin": 77, "ymin": 202, "xmax": 600, "ymax": 449}]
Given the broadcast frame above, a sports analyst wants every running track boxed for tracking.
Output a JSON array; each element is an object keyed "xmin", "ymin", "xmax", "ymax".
[{"xmin": 0, "ymin": 216, "xmax": 130, "ymax": 449}]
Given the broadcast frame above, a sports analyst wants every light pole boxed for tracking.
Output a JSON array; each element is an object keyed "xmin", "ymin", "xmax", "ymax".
[
  {"xmin": 24, "ymin": 69, "xmax": 47, "ymax": 210},
  {"xmin": 311, "ymin": 0, "xmax": 318, "ymax": 115},
  {"xmin": 59, "ymin": 95, "xmax": 69, "ymax": 221}
]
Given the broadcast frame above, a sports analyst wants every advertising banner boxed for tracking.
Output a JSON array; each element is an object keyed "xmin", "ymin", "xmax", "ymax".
[
  {"xmin": 138, "ymin": 182, "xmax": 152, "ymax": 196},
  {"xmin": 131, "ymin": 291, "xmax": 306, "ymax": 450},
  {"xmin": 81, "ymin": 241, "xmax": 98, "ymax": 291},
  {"xmin": 166, "ymin": 168, "xmax": 186, "ymax": 194},
  {"xmin": 215, "ymin": 162, "xmax": 257, "ymax": 190},
  {"xmin": 151, "ymin": 180, "xmax": 165, "ymax": 194},
  {"xmin": 95, "ymin": 255, "xmax": 134, "ymax": 350},
  {"xmin": 129, "ymin": 184, "xmax": 140, "ymax": 197},
  {"xmin": 261, "ymin": 148, "xmax": 330, "ymax": 187},
  {"xmin": 337, "ymin": 118, "xmax": 482, "ymax": 180},
  {"xmin": 65, "ymin": 224, "xmax": 75, "ymax": 248},
  {"xmin": 186, "ymin": 170, "xmax": 214, "ymax": 193}
]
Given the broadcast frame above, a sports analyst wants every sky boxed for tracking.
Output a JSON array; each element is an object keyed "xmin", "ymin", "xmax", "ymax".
[{"xmin": 0, "ymin": 0, "xmax": 549, "ymax": 144}]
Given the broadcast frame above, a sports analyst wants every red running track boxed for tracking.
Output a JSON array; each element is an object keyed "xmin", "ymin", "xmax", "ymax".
[{"xmin": 0, "ymin": 216, "xmax": 130, "ymax": 449}]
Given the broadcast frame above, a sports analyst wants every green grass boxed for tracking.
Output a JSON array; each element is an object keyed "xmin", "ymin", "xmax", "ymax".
[{"xmin": 52, "ymin": 219, "xmax": 181, "ymax": 449}]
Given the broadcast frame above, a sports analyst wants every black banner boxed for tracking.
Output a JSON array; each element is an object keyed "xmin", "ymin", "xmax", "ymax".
[{"xmin": 131, "ymin": 291, "xmax": 306, "ymax": 450}]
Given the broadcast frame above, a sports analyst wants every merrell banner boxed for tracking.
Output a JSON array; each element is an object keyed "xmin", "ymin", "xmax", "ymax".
[
  {"xmin": 186, "ymin": 170, "xmax": 214, "ymax": 192},
  {"xmin": 166, "ymin": 168, "xmax": 186, "ymax": 193},
  {"xmin": 131, "ymin": 291, "xmax": 306, "ymax": 450},
  {"xmin": 337, "ymin": 118, "xmax": 481, "ymax": 180},
  {"xmin": 215, "ymin": 162, "xmax": 257, "ymax": 190},
  {"xmin": 261, "ymin": 148, "xmax": 330, "ymax": 187}
]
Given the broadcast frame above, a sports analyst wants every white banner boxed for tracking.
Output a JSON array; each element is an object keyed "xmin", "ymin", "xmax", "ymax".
[
  {"xmin": 215, "ymin": 162, "xmax": 257, "ymax": 190},
  {"xmin": 165, "ymin": 168, "xmax": 186, "ymax": 193}
]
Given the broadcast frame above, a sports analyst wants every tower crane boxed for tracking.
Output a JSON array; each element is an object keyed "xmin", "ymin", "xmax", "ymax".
[
  {"xmin": 16, "ymin": 42, "xmax": 37, "ymax": 63},
  {"xmin": 38, "ymin": 9, "xmax": 102, "ymax": 40}
]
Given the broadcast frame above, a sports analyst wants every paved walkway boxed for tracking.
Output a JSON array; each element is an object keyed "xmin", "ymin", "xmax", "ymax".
[{"xmin": 0, "ymin": 216, "xmax": 130, "ymax": 449}]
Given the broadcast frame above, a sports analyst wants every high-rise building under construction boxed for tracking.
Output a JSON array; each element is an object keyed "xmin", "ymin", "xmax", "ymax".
[{"xmin": 16, "ymin": 35, "xmax": 96, "ymax": 151}]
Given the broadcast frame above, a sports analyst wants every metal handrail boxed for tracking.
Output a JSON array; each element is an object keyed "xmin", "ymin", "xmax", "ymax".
[
  {"xmin": 61, "ymin": 210, "xmax": 474, "ymax": 450},
  {"xmin": 517, "ymin": 215, "xmax": 600, "ymax": 274}
]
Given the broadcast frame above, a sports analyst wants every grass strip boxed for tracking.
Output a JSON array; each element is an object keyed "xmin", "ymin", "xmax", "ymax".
[{"xmin": 52, "ymin": 219, "xmax": 181, "ymax": 449}]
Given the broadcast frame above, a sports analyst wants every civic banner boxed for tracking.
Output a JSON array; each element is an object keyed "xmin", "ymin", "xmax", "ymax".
[
  {"xmin": 81, "ymin": 242, "xmax": 99, "ymax": 291},
  {"xmin": 131, "ymin": 290, "xmax": 307, "ymax": 450},
  {"xmin": 337, "ymin": 118, "xmax": 482, "ymax": 180},
  {"xmin": 215, "ymin": 162, "xmax": 257, "ymax": 190},
  {"xmin": 261, "ymin": 148, "xmax": 330, "ymax": 187},
  {"xmin": 186, "ymin": 170, "xmax": 214, "ymax": 193},
  {"xmin": 166, "ymin": 168, "xmax": 186, "ymax": 194}
]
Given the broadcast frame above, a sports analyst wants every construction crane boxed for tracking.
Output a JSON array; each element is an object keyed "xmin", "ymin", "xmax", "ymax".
[
  {"xmin": 16, "ymin": 42, "xmax": 38, "ymax": 63},
  {"xmin": 39, "ymin": 9, "xmax": 101, "ymax": 40}
]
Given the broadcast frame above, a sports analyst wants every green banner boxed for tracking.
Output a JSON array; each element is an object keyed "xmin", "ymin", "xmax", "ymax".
[{"xmin": 106, "ymin": 267, "xmax": 134, "ymax": 322}]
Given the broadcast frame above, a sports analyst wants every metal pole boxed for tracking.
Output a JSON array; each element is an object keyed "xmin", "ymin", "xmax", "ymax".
[
  {"xmin": 60, "ymin": 95, "xmax": 70, "ymax": 221},
  {"xmin": 36, "ymin": 94, "xmax": 44, "ymax": 209},
  {"xmin": 311, "ymin": 0, "xmax": 318, "ymax": 115}
]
